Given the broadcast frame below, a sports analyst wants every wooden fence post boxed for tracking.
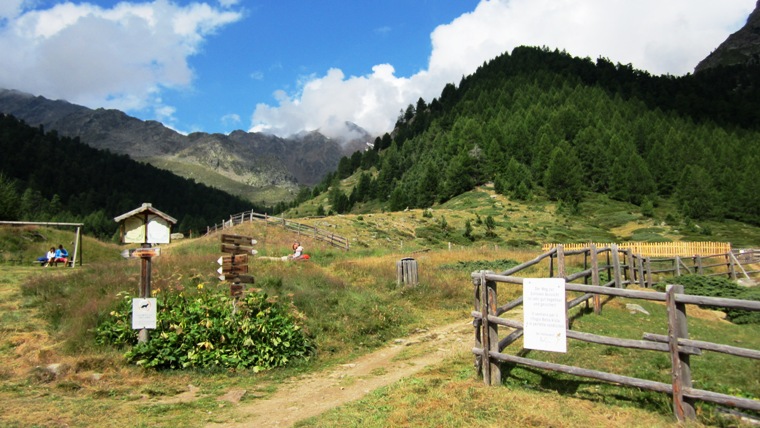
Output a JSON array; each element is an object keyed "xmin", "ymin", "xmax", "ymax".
[
  {"xmin": 606, "ymin": 250, "xmax": 612, "ymax": 283},
  {"xmin": 556, "ymin": 244, "xmax": 566, "ymax": 278},
  {"xmin": 611, "ymin": 244, "xmax": 622, "ymax": 288},
  {"xmin": 667, "ymin": 284, "xmax": 696, "ymax": 421},
  {"xmin": 479, "ymin": 271, "xmax": 500, "ymax": 386},
  {"xmin": 675, "ymin": 256, "xmax": 681, "ymax": 277},
  {"xmin": 590, "ymin": 245, "xmax": 601, "ymax": 315},
  {"xmin": 549, "ymin": 252, "xmax": 554, "ymax": 278},
  {"xmin": 473, "ymin": 274, "xmax": 483, "ymax": 377},
  {"xmin": 646, "ymin": 257, "xmax": 653, "ymax": 288},
  {"xmin": 625, "ymin": 250, "xmax": 635, "ymax": 285},
  {"xmin": 728, "ymin": 253, "xmax": 737, "ymax": 280},
  {"xmin": 637, "ymin": 256, "xmax": 646, "ymax": 288}
]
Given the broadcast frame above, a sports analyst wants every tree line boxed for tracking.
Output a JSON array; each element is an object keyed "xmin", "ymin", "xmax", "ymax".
[
  {"xmin": 310, "ymin": 46, "xmax": 760, "ymax": 226},
  {"xmin": 0, "ymin": 114, "xmax": 259, "ymax": 238}
]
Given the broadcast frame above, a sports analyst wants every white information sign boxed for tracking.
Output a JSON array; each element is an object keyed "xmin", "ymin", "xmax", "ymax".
[
  {"xmin": 132, "ymin": 298, "xmax": 157, "ymax": 329},
  {"xmin": 523, "ymin": 278, "xmax": 567, "ymax": 353}
]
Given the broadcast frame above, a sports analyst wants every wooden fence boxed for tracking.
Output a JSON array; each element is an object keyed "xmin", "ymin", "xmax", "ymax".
[
  {"xmin": 472, "ymin": 245, "xmax": 760, "ymax": 422},
  {"xmin": 206, "ymin": 210, "xmax": 350, "ymax": 251},
  {"xmin": 544, "ymin": 245, "xmax": 759, "ymax": 287},
  {"xmin": 542, "ymin": 241, "xmax": 731, "ymax": 257}
]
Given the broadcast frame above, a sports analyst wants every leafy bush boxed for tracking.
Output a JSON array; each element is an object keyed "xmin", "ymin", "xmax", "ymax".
[
  {"xmin": 96, "ymin": 285, "xmax": 314, "ymax": 370},
  {"xmin": 654, "ymin": 275, "xmax": 760, "ymax": 325}
]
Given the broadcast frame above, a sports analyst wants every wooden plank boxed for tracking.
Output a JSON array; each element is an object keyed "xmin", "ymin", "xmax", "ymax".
[
  {"xmin": 217, "ymin": 264, "xmax": 248, "ymax": 274},
  {"xmin": 218, "ymin": 273, "xmax": 255, "ymax": 283},
  {"xmin": 217, "ymin": 254, "xmax": 248, "ymax": 265},
  {"xmin": 474, "ymin": 349, "xmax": 673, "ymax": 393},
  {"xmin": 643, "ymin": 333, "xmax": 760, "ymax": 360},
  {"xmin": 230, "ymin": 283, "xmax": 244, "ymax": 297},
  {"xmin": 221, "ymin": 234, "xmax": 258, "ymax": 246},
  {"xmin": 221, "ymin": 244, "xmax": 258, "ymax": 255},
  {"xmin": 478, "ymin": 314, "xmax": 701, "ymax": 355},
  {"xmin": 676, "ymin": 294, "xmax": 760, "ymax": 311}
]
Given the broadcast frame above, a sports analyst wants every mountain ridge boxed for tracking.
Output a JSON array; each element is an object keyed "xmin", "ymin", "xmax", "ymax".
[
  {"xmin": 0, "ymin": 88, "xmax": 371, "ymax": 203},
  {"xmin": 695, "ymin": 0, "xmax": 760, "ymax": 72}
]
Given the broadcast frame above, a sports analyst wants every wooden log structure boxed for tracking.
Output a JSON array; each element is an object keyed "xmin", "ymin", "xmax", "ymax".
[{"xmin": 471, "ymin": 248, "xmax": 760, "ymax": 420}]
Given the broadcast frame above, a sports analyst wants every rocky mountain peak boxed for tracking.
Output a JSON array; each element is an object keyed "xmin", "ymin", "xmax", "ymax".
[{"xmin": 695, "ymin": 1, "xmax": 760, "ymax": 72}]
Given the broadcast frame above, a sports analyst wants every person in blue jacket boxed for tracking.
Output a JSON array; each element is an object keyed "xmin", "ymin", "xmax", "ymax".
[{"xmin": 52, "ymin": 244, "xmax": 69, "ymax": 266}]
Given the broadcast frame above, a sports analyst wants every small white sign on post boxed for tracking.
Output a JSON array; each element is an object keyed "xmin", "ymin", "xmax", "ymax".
[
  {"xmin": 523, "ymin": 278, "xmax": 567, "ymax": 353},
  {"xmin": 132, "ymin": 298, "xmax": 157, "ymax": 330}
]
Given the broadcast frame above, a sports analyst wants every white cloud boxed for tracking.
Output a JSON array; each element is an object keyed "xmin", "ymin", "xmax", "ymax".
[
  {"xmin": 251, "ymin": 0, "xmax": 755, "ymax": 139},
  {"xmin": 221, "ymin": 113, "xmax": 241, "ymax": 127},
  {"xmin": 0, "ymin": 0, "xmax": 241, "ymax": 113},
  {"xmin": 0, "ymin": 0, "xmax": 26, "ymax": 20}
]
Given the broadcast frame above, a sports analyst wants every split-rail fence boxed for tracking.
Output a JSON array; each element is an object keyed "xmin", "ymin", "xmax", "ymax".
[
  {"xmin": 206, "ymin": 210, "xmax": 349, "ymax": 251},
  {"xmin": 472, "ymin": 244, "xmax": 760, "ymax": 422}
]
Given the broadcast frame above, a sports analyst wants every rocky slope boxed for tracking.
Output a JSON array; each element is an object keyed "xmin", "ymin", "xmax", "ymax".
[{"xmin": 695, "ymin": 1, "xmax": 760, "ymax": 72}]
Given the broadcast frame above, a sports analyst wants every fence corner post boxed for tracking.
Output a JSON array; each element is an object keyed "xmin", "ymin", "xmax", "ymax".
[
  {"xmin": 666, "ymin": 284, "xmax": 696, "ymax": 422},
  {"xmin": 473, "ymin": 273, "xmax": 483, "ymax": 378},
  {"xmin": 478, "ymin": 270, "xmax": 500, "ymax": 386}
]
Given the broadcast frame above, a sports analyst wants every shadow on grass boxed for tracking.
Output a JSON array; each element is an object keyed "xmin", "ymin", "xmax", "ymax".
[{"xmin": 501, "ymin": 364, "xmax": 670, "ymax": 413}]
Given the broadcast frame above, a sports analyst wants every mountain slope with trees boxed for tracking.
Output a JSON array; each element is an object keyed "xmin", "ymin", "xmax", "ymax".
[
  {"xmin": 314, "ymin": 46, "xmax": 760, "ymax": 226},
  {"xmin": 0, "ymin": 114, "xmax": 256, "ymax": 237}
]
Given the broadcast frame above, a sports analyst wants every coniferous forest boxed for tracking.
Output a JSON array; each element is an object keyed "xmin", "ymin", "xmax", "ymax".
[
  {"xmin": 316, "ymin": 47, "xmax": 760, "ymax": 226},
  {"xmin": 0, "ymin": 114, "xmax": 257, "ymax": 238}
]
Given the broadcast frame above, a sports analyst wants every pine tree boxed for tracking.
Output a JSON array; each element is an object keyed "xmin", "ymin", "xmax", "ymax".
[
  {"xmin": 0, "ymin": 173, "xmax": 20, "ymax": 220},
  {"xmin": 544, "ymin": 146, "xmax": 583, "ymax": 202}
]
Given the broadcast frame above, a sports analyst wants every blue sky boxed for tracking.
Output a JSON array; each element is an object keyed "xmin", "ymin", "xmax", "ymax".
[{"xmin": 0, "ymin": 0, "xmax": 755, "ymax": 139}]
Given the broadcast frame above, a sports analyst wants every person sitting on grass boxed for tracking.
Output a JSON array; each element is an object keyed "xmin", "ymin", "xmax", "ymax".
[{"xmin": 289, "ymin": 241, "xmax": 304, "ymax": 260}]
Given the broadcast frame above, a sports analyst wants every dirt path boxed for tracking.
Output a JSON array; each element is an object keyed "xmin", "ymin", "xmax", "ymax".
[{"xmin": 207, "ymin": 319, "xmax": 474, "ymax": 427}]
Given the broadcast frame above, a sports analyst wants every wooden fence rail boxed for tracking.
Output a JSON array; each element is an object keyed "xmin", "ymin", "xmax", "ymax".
[
  {"xmin": 205, "ymin": 210, "xmax": 350, "ymax": 251},
  {"xmin": 472, "ymin": 244, "xmax": 760, "ymax": 422}
]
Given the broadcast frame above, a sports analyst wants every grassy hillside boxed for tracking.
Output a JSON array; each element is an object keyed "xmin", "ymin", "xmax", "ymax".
[{"xmin": 285, "ymin": 184, "xmax": 760, "ymax": 249}]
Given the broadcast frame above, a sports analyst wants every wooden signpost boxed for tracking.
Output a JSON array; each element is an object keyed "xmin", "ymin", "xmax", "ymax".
[
  {"xmin": 218, "ymin": 234, "xmax": 257, "ymax": 297},
  {"xmin": 121, "ymin": 245, "xmax": 161, "ymax": 344}
]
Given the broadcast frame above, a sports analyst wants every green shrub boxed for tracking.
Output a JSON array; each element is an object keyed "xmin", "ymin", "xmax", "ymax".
[
  {"xmin": 96, "ymin": 285, "xmax": 314, "ymax": 370},
  {"xmin": 654, "ymin": 275, "xmax": 760, "ymax": 325},
  {"xmin": 439, "ymin": 259, "xmax": 519, "ymax": 273}
]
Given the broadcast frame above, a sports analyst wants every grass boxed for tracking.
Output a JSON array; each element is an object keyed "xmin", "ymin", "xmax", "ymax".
[{"xmin": 1, "ymin": 191, "xmax": 759, "ymax": 427}]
